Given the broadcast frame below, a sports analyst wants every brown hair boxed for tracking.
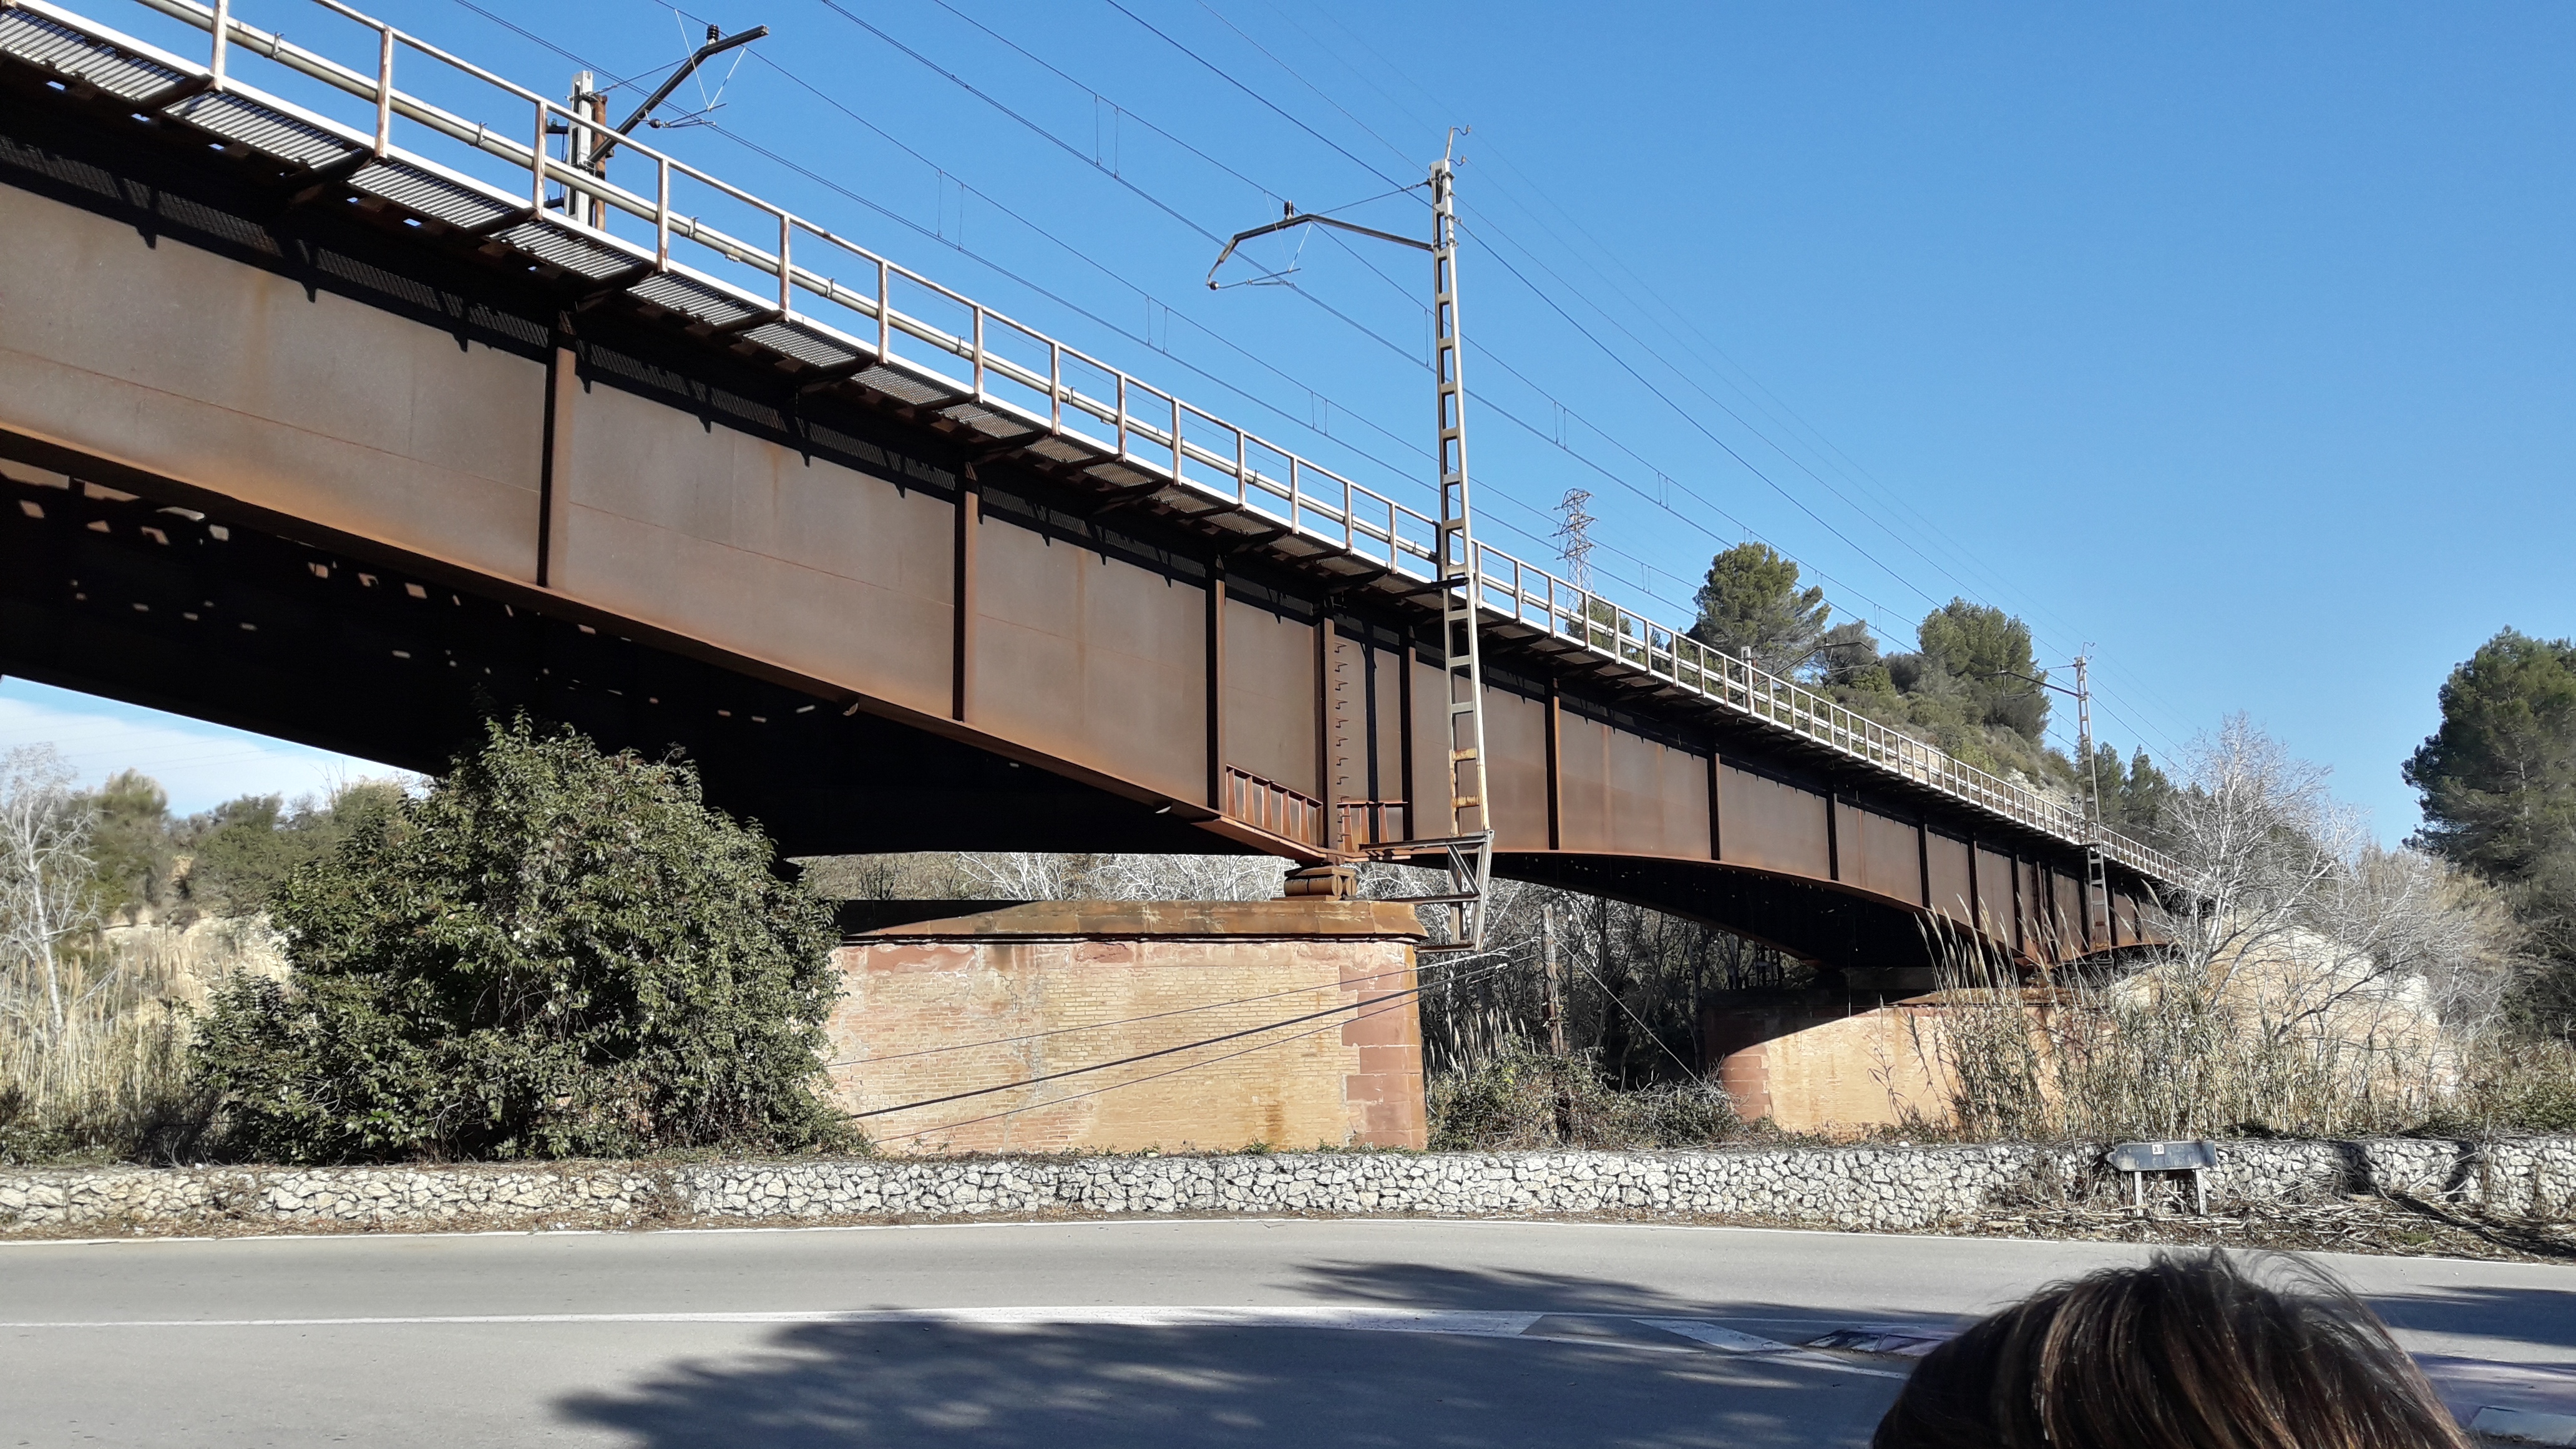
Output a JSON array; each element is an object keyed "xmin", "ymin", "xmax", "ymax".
[{"xmin": 1871, "ymin": 1251, "xmax": 2467, "ymax": 1449}]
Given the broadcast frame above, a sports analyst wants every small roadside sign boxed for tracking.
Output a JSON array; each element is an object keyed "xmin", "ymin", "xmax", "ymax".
[{"xmin": 2106, "ymin": 1139, "xmax": 2217, "ymax": 1214}]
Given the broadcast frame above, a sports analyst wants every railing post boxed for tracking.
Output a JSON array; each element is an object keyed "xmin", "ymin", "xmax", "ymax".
[
  {"xmin": 776, "ymin": 210, "xmax": 793, "ymax": 316},
  {"xmin": 876, "ymin": 258, "xmax": 891, "ymax": 362},
  {"xmin": 1171, "ymin": 394, "xmax": 1184, "ymax": 485},
  {"xmin": 372, "ymin": 24, "xmax": 394, "ymax": 157},
  {"xmin": 971, "ymin": 307, "xmax": 985, "ymax": 403},
  {"xmin": 1238, "ymin": 429, "xmax": 1251, "ymax": 505},
  {"xmin": 1049, "ymin": 341, "xmax": 1062, "ymax": 432},
  {"xmin": 209, "ymin": 0, "xmax": 230, "ymax": 90},
  {"xmin": 653, "ymin": 158, "xmax": 670, "ymax": 269},
  {"xmin": 529, "ymin": 98, "xmax": 548, "ymax": 215}
]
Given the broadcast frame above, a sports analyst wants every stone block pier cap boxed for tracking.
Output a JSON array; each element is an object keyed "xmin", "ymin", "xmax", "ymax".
[{"xmin": 865, "ymin": 899, "xmax": 1432, "ymax": 942}]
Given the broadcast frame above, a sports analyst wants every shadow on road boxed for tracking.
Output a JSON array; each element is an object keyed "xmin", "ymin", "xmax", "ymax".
[
  {"xmin": 2365, "ymin": 1282, "xmax": 2576, "ymax": 1355},
  {"xmin": 1282, "ymin": 1256, "xmax": 1971, "ymax": 1338},
  {"xmin": 555, "ymin": 1319, "xmax": 1905, "ymax": 1448},
  {"xmin": 1283, "ymin": 1258, "xmax": 1724, "ymax": 1315}
]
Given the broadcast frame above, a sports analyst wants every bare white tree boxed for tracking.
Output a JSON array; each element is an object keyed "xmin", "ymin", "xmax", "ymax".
[
  {"xmin": 953, "ymin": 851, "xmax": 1089, "ymax": 901},
  {"xmin": 1932, "ymin": 716, "xmax": 2532, "ymax": 1139},
  {"xmin": 954, "ymin": 851, "xmax": 1289, "ymax": 902},
  {"xmin": 2149, "ymin": 716, "xmax": 2520, "ymax": 1056},
  {"xmin": 2155, "ymin": 715, "xmax": 2361, "ymax": 982},
  {"xmin": 0, "ymin": 745, "xmax": 100, "ymax": 1042},
  {"xmin": 1085, "ymin": 852, "xmax": 1289, "ymax": 902}
]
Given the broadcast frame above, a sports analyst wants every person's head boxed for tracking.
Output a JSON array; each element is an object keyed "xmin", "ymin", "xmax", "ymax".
[{"xmin": 1872, "ymin": 1251, "xmax": 2466, "ymax": 1449}]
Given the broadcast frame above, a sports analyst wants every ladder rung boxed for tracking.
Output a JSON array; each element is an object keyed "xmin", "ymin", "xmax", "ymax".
[
  {"xmin": 1451, "ymin": 795, "xmax": 1481, "ymax": 809},
  {"xmin": 1450, "ymin": 746, "xmax": 1480, "ymax": 760}
]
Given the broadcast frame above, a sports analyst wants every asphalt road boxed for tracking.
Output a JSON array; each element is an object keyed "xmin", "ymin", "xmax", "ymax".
[{"xmin": 2, "ymin": 1220, "xmax": 2569, "ymax": 1447}]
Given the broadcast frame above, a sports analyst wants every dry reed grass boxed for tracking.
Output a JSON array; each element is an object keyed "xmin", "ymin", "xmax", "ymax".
[
  {"xmin": 1901, "ymin": 720, "xmax": 2554, "ymax": 1144},
  {"xmin": 0, "ymin": 918, "xmax": 278, "ymax": 1163},
  {"xmin": 1427, "ymin": 1041, "xmax": 1749, "ymax": 1151},
  {"xmin": 1911, "ymin": 932, "xmax": 2571, "ymax": 1144}
]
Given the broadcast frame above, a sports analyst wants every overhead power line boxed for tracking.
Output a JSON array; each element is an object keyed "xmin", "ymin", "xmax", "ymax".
[
  {"xmin": 1098, "ymin": 0, "xmax": 1408, "ymax": 190},
  {"xmin": 642, "ymin": 0, "xmax": 2178, "ymax": 745},
  {"xmin": 442, "ymin": 0, "xmax": 649, "ymax": 88},
  {"xmin": 451, "ymin": 0, "xmax": 2185, "ymax": 781},
  {"xmin": 809, "ymin": 0, "xmax": 1219, "ymax": 243},
  {"xmin": 1173, "ymin": 0, "xmax": 2206, "ymax": 743},
  {"xmin": 1460, "ymin": 224, "xmax": 1945, "ymax": 622},
  {"xmin": 913, "ymin": 0, "xmax": 1292, "ymax": 207},
  {"xmin": 626, "ymin": 10, "xmax": 1693, "ymax": 618},
  {"xmin": 429, "ymin": 4, "xmax": 1796, "ymax": 693},
  {"xmin": 1186, "ymin": 1, "xmax": 1959, "ymax": 611},
  {"xmin": 701, "ymin": 6, "xmax": 1803, "ymax": 622},
  {"xmin": 747, "ymin": 0, "xmax": 1906, "ymax": 645}
]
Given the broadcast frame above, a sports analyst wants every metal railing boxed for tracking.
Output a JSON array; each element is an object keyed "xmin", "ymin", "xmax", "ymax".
[
  {"xmin": 1222, "ymin": 767, "xmax": 1324, "ymax": 849},
  {"xmin": 0, "ymin": 0, "xmax": 2180, "ymax": 887},
  {"xmin": 1336, "ymin": 800, "xmax": 1409, "ymax": 852}
]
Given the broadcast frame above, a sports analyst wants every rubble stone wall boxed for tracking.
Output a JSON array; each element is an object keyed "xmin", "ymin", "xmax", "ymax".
[{"xmin": 8, "ymin": 1136, "xmax": 2570, "ymax": 1234}]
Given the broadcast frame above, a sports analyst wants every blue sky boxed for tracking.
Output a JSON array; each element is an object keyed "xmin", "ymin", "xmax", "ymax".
[{"xmin": 17, "ymin": 0, "xmax": 2572, "ymax": 837}]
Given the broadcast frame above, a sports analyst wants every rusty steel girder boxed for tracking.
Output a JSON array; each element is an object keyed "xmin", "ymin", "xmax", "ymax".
[{"xmin": 0, "ymin": 14, "xmax": 2169, "ymax": 973}]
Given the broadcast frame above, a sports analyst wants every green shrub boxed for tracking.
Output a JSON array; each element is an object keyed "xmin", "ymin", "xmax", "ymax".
[{"xmin": 193, "ymin": 718, "xmax": 851, "ymax": 1163}]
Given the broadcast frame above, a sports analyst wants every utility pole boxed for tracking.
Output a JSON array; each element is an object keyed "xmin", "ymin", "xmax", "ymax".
[
  {"xmin": 1993, "ymin": 655, "xmax": 2117, "ymax": 954},
  {"xmin": 562, "ymin": 72, "xmax": 607, "ymax": 228},
  {"xmin": 1208, "ymin": 131, "xmax": 1493, "ymax": 950},
  {"xmin": 559, "ymin": 24, "xmax": 768, "ymax": 226},
  {"xmin": 1427, "ymin": 139, "xmax": 1493, "ymax": 944},
  {"xmin": 2075, "ymin": 652, "xmax": 2111, "ymax": 949}
]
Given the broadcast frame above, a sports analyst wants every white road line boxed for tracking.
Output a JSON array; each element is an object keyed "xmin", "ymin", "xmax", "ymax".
[
  {"xmin": 0, "ymin": 1303, "xmax": 1904, "ymax": 1374},
  {"xmin": 0, "ymin": 1307, "xmax": 1537, "ymax": 1332},
  {"xmin": 1635, "ymin": 1318, "xmax": 1908, "ymax": 1377},
  {"xmin": 1634, "ymin": 1318, "xmax": 1807, "ymax": 1354},
  {"xmin": 2471, "ymin": 1406, "xmax": 2576, "ymax": 1447}
]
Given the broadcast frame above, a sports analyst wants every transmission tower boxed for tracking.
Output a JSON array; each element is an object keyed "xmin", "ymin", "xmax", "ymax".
[{"xmin": 1553, "ymin": 487, "xmax": 1596, "ymax": 592}]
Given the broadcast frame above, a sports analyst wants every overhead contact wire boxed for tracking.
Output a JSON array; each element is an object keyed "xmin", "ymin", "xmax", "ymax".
[
  {"xmin": 1098, "ymin": 0, "xmax": 1409, "ymax": 189},
  {"xmin": 1173, "ymin": 3, "xmax": 2195, "ymax": 717}
]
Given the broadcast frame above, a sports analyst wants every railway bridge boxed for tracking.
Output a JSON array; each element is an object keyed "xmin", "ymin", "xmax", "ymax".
[{"xmin": 0, "ymin": 0, "xmax": 2177, "ymax": 977}]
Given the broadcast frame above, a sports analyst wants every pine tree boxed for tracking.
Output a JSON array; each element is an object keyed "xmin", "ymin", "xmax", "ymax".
[
  {"xmin": 2405, "ymin": 628, "xmax": 2576, "ymax": 1018},
  {"xmin": 1687, "ymin": 542, "xmax": 1831, "ymax": 676}
]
